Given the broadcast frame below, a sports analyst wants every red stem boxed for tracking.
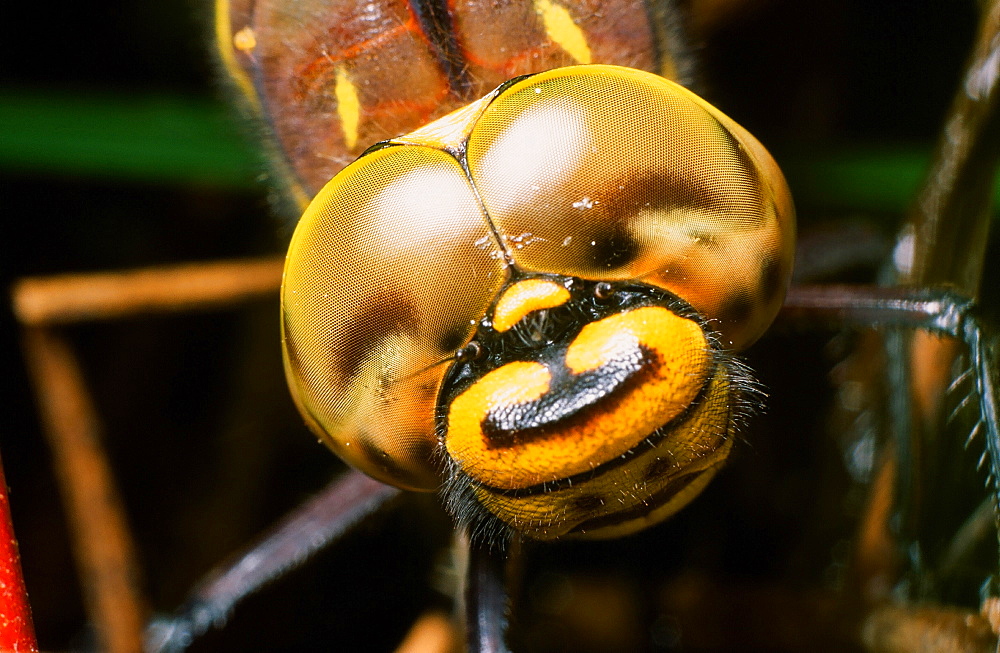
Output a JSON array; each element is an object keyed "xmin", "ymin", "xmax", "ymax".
[{"xmin": 0, "ymin": 453, "xmax": 38, "ymax": 652}]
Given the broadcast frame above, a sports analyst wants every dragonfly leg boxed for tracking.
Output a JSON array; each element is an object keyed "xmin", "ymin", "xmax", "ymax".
[
  {"xmin": 464, "ymin": 534, "xmax": 513, "ymax": 653},
  {"xmin": 782, "ymin": 285, "xmax": 999, "ymax": 503},
  {"xmin": 144, "ymin": 470, "xmax": 400, "ymax": 653}
]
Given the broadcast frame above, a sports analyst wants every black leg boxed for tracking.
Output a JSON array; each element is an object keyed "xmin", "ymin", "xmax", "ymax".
[
  {"xmin": 145, "ymin": 470, "xmax": 400, "ymax": 652},
  {"xmin": 780, "ymin": 285, "xmax": 977, "ymax": 335},
  {"xmin": 465, "ymin": 534, "xmax": 513, "ymax": 653},
  {"xmin": 780, "ymin": 284, "xmax": 1000, "ymax": 511}
]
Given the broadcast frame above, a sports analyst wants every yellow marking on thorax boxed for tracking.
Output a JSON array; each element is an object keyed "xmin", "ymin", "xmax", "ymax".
[
  {"xmin": 233, "ymin": 26, "xmax": 256, "ymax": 52},
  {"xmin": 533, "ymin": 0, "xmax": 591, "ymax": 64},
  {"xmin": 214, "ymin": 0, "xmax": 259, "ymax": 112},
  {"xmin": 335, "ymin": 65, "xmax": 361, "ymax": 151},
  {"xmin": 493, "ymin": 279, "xmax": 571, "ymax": 332}
]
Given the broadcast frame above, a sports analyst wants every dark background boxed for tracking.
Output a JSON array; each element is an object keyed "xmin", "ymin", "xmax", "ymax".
[{"xmin": 2, "ymin": 0, "xmax": 991, "ymax": 650}]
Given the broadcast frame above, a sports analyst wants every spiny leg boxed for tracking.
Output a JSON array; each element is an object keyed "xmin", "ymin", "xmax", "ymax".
[
  {"xmin": 781, "ymin": 285, "xmax": 999, "ymax": 508},
  {"xmin": 780, "ymin": 6, "xmax": 1000, "ymax": 644}
]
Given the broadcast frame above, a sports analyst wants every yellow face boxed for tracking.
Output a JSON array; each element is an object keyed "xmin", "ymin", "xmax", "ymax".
[{"xmin": 281, "ymin": 65, "xmax": 795, "ymax": 540}]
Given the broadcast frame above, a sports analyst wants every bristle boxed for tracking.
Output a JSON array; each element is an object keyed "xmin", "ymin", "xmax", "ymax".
[
  {"xmin": 947, "ymin": 391, "xmax": 975, "ymax": 426},
  {"xmin": 947, "ymin": 367, "xmax": 974, "ymax": 395},
  {"xmin": 966, "ymin": 420, "xmax": 985, "ymax": 449}
]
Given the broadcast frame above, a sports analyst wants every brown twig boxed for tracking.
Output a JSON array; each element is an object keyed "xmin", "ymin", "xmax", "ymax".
[
  {"xmin": 12, "ymin": 256, "xmax": 283, "ymax": 326},
  {"xmin": 22, "ymin": 327, "xmax": 148, "ymax": 653},
  {"xmin": 12, "ymin": 255, "xmax": 284, "ymax": 650}
]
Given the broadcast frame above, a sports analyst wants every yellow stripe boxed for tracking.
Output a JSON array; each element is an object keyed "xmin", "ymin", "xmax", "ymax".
[
  {"xmin": 534, "ymin": 0, "xmax": 591, "ymax": 64},
  {"xmin": 233, "ymin": 26, "xmax": 256, "ymax": 52},
  {"xmin": 214, "ymin": 0, "xmax": 311, "ymax": 211},
  {"xmin": 335, "ymin": 65, "xmax": 361, "ymax": 151},
  {"xmin": 213, "ymin": 0, "xmax": 260, "ymax": 113}
]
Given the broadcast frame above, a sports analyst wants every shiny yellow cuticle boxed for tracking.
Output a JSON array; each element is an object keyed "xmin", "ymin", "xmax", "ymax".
[{"xmin": 492, "ymin": 279, "xmax": 571, "ymax": 332}]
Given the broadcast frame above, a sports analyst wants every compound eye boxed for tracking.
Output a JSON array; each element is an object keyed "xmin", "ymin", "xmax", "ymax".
[
  {"xmin": 465, "ymin": 66, "xmax": 795, "ymax": 350},
  {"xmin": 281, "ymin": 145, "xmax": 506, "ymax": 491}
]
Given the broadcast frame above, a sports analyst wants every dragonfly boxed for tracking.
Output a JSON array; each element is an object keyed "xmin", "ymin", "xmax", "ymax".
[{"xmin": 7, "ymin": 1, "xmax": 989, "ymax": 652}]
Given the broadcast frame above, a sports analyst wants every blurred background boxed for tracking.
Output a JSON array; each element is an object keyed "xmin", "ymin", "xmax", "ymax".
[{"xmin": 2, "ymin": 0, "xmax": 996, "ymax": 650}]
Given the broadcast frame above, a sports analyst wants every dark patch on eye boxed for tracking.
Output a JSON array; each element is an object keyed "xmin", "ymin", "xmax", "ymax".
[
  {"xmin": 718, "ymin": 290, "xmax": 755, "ymax": 327},
  {"xmin": 355, "ymin": 435, "xmax": 383, "ymax": 469},
  {"xmin": 404, "ymin": 437, "xmax": 436, "ymax": 467},
  {"xmin": 644, "ymin": 456, "xmax": 676, "ymax": 480},
  {"xmin": 570, "ymin": 494, "xmax": 607, "ymax": 514},
  {"xmin": 759, "ymin": 256, "xmax": 785, "ymax": 302},
  {"xmin": 357, "ymin": 433, "xmax": 422, "ymax": 485},
  {"xmin": 438, "ymin": 324, "xmax": 471, "ymax": 353},
  {"xmin": 336, "ymin": 291, "xmax": 420, "ymax": 381},
  {"xmin": 282, "ymin": 311, "xmax": 306, "ymax": 376},
  {"xmin": 614, "ymin": 170, "xmax": 716, "ymax": 214},
  {"xmin": 589, "ymin": 229, "xmax": 640, "ymax": 270},
  {"xmin": 605, "ymin": 122, "xmax": 768, "ymax": 232},
  {"xmin": 417, "ymin": 381, "xmax": 439, "ymax": 401}
]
